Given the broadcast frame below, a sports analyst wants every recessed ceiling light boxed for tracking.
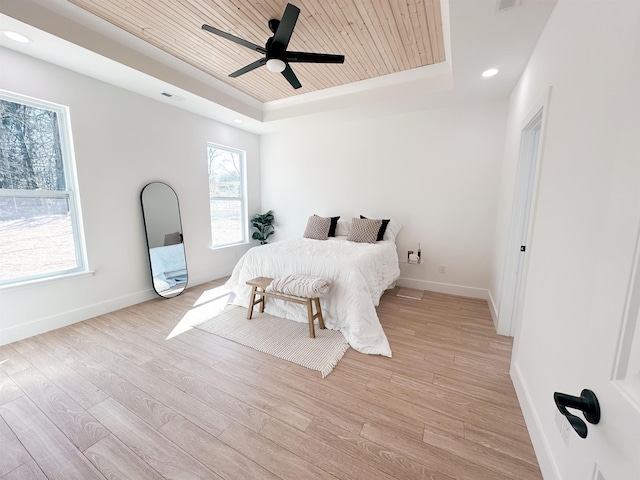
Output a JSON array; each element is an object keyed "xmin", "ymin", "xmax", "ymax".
[
  {"xmin": 2, "ymin": 30, "xmax": 32, "ymax": 43},
  {"xmin": 482, "ymin": 68, "xmax": 499, "ymax": 78},
  {"xmin": 233, "ymin": 119, "xmax": 243, "ymax": 123}
]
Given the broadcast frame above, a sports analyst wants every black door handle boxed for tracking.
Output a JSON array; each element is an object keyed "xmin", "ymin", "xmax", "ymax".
[{"xmin": 553, "ymin": 389, "xmax": 600, "ymax": 438}]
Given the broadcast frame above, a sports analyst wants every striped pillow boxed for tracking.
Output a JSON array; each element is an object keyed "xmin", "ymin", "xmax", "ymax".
[
  {"xmin": 303, "ymin": 215, "xmax": 331, "ymax": 240},
  {"xmin": 347, "ymin": 218, "xmax": 382, "ymax": 243}
]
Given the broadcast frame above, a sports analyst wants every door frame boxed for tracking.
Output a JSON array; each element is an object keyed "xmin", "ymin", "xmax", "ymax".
[{"xmin": 496, "ymin": 86, "xmax": 552, "ymax": 338}]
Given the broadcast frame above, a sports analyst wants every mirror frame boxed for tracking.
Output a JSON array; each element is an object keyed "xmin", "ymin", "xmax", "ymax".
[{"xmin": 140, "ymin": 181, "xmax": 188, "ymax": 298}]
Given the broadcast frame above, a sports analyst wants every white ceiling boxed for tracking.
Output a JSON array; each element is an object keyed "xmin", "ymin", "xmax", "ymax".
[{"xmin": 0, "ymin": 0, "xmax": 557, "ymax": 134}]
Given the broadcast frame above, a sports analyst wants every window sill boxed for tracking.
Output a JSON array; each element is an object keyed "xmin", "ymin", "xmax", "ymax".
[
  {"xmin": 210, "ymin": 241, "xmax": 253, "ymax": 251},
  {"xmin": 0, "ymin": 270, "xmax": 95, "ymax": 292}
]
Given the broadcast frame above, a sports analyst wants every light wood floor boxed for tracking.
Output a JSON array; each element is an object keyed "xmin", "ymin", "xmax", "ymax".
[{"xmin": 0, "ymin": 279, "xmax": 542, "ymax": 480}]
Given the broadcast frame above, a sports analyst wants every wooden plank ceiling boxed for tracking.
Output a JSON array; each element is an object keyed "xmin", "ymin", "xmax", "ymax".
[{"xmin": 67, "ymin": 0, "xmax": 446, "ymax": 103}]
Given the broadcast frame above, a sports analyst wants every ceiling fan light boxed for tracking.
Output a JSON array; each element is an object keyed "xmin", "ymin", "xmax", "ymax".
[{"xmin": 266, "ymin": 58, "xmax": 286, "ymax": 73}]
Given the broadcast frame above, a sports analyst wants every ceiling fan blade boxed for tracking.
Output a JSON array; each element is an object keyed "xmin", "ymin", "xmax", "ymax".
[
  {"xmin": 202, "ymin": 24, "xmax": 267, "ymax": 54},
  {"xmin": 271, "ymin": 3, "xmax": 300, "ymax": 51},
  {"xmin": 281, "ymin": 64, "xmax": 302, "ymax": 89},
  {"xmin": 229, "ymin": 58, "xmax": 267, "ymax": 78},
  {"xmin": 285, "ymin": 52, "xmax": 345, "ymax": 64}
]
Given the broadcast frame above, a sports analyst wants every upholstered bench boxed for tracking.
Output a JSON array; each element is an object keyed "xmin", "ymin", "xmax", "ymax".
[{"xmin": 246, "ymin": 276, "xmax": 326, "ymax": 338}]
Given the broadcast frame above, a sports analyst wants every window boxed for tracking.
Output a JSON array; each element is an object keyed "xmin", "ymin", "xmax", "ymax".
[
  {"xmin": 207, "ymin": 143, "xmax": 247, "ymax": 247},
  {"xmin": 0, "ymin": 91, "xmax": 86, "ymax": 285}
]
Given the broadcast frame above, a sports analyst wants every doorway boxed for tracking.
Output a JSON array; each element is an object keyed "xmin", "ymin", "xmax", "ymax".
[{"xmin": 497, "ymin": 107, "xmax": 544, "ymax": 337}]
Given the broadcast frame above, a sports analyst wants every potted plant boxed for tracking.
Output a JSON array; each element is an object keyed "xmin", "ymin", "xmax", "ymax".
[{"xmin": 251, "ymin": 210, "xmax": 274, "ymax": 244}]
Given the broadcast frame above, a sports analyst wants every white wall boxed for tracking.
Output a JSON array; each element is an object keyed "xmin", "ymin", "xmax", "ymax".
[
  {"xmin": 0, "ymin": 48, "xmax": 261, "ymax": 345},
  {"xmin": 491, "ymin": 1, "xmax": 640, "ymax": 478},
  {"xmin": 261, "ymin": 100, "xmax": 507, "ymax": 298}
]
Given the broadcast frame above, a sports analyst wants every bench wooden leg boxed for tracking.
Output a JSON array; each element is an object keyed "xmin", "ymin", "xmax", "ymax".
[
  {"xmin": 306, "ymin": 299, "xmax": 316, "ymax": 338},
  {"xmin": 258, "ymin": 289, "xmax": 265, "ymax": 313},
  {"xmin": 314, "ymin": 297, "xmax": 325, "ymax": 330},
  {"xmin": 248, "ymin": 287, "xmax": 267, "ymax": 319},
  {"xmin": 247, "ymin": 286, "xmax": 258, "ymax": 319}
]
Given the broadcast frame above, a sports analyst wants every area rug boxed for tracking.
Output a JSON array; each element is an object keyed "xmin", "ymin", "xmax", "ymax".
[{"xmin": 195, "ymin": 305, "xmax": 350, "ymax": 377}]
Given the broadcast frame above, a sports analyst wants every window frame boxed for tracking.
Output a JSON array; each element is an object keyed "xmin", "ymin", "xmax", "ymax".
[
  {"xmin": 0, "ymin": 89, "xmax": 87, "ymax": 286},
  {"xmin": 207, "ymin": 142, "xmax": 248, "ymax": 248}
]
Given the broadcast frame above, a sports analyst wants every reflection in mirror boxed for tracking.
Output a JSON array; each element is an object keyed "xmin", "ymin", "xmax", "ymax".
[{"xmin": 141, "ymin": 182, "xmax": 187, "ymax": 298}]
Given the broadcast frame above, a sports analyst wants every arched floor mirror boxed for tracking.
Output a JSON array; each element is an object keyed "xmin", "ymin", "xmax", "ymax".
[{"xmin": 141, "ymin": 182, "xmax": 188, "ymax": 298}]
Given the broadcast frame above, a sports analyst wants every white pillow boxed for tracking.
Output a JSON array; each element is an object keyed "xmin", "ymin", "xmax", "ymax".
[
  {"xmin": 383, "ymin": 220, "xmax": 402, "ymax": 243},
  {"xmin": 335, "ymin": 219, "xmax": 351, "ymax": 236}
]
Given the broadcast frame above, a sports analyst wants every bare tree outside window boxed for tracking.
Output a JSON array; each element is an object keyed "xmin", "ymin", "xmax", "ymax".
[
  {"xmin": 0, "ymin": 92, "xmax": 85, "ymax": 284},
  {"xmin": 207, "ymin": 143, "xmax": 247, "ymax": 247}
]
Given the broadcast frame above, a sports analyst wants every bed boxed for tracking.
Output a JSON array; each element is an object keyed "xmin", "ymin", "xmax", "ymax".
[{"xmin": 225, "ymin": 220, "xmax": 401, "ymax": 356}]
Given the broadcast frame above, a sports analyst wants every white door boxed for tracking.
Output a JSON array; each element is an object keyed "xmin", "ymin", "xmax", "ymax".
[
  {"xmin": 593, "ymin": 234, "xmax": 640, "ymax": 479},
  {"xmin": 550, "ymin": 8, "xmax": 640, "ymax": 476},
  {"xmin": 517, "ymin": 114, "xmax": 640, "ymax": 479},
  {"xmin": 545, "ymin": 213, "xmax": 640, "ymax": 479},
  {"xmin": 497, "ymin": 103, "xmax": 546, "ymax": 337},
  {"xmin": 560, "ymin": 214, "xmax": 640, "ymax": 480},
  {"xmin": 506, "ymin": 2, "xmax": 640, "ymax": 479}
]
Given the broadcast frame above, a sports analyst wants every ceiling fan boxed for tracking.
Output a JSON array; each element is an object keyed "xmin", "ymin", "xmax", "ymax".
[{"xmin": 201, "ymin": 3, "xmax": 345, "ymax": 90}]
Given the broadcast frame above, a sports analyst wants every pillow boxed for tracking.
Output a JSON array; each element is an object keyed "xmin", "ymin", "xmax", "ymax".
[
  {"xmin": 360, "ymin": 215, "xmax": 390, "ymax": 241},
  {"xmin": 347, "ymin": 218, "xmax": 382, "ymax": 243},
  {"xmin": 315, "ymin": 214, "xmax": 340, "ymax": 237},
  {"xmin": 163, "ymin": 232, "xmax": 183, "ymax": 245},
  {"xmin": 328, "ymin": 216, "xmax": 340, "ymax": 237},
  {"xmin": 303, "ymin": 215, "xmax": 331, "ymax": 240},
  {"xmin": 335, "ymin": 219, "xmax": 352, "ymax": 236},
  {"xmin": 383, "ymin": 220, "xmax": 402, "ymax": 242}
]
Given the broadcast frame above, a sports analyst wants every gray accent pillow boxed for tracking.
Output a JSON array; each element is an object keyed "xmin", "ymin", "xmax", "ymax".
[
  {"xmin": 347, "ymin": 218, "xmax": 382, "ymax": 243},
  {"xmin": 303, "ymin": 215, "xmax": 331, "ymax": 240}
]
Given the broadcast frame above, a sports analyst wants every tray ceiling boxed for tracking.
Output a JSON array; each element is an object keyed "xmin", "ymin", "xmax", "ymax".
[{"xmin": 66, "ymin": 0, "xmax": 446, "ymax": 103}]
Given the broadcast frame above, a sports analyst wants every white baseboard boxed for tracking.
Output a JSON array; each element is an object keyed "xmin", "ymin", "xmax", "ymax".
[
  {"xmin": 0, "ymin": 289, "xmax": 155, "ymax": 346},
  {"xmin": 511, "ymin": 361, "xmax": 560, "ymax": 480},
  {"xmin": 487, "ymin": 289, "xmax": 499, "ymax": 329},
  {"xmin": 396, "ymin": 276, "xmax": 488, "ymax": 300}
]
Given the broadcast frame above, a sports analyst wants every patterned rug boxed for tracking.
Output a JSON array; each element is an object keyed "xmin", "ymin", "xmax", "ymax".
[{"xmin": 195, "ymin": 305, "xmax": 350, "ymax": 377}]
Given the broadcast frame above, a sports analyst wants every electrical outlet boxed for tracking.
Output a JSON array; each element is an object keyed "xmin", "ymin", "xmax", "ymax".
[
  {"xmin": 439, "ymin": 265, "xmax": 445, "ymax": 274},
  {"xmin": 560, "ymin": 417, "xmax": 571, "ymax": 446}
]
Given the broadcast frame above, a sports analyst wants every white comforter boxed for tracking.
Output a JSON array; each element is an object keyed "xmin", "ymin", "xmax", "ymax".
[{"xmin": 225, "ymin": 237, "xmax": 400, "ymax": 356}]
